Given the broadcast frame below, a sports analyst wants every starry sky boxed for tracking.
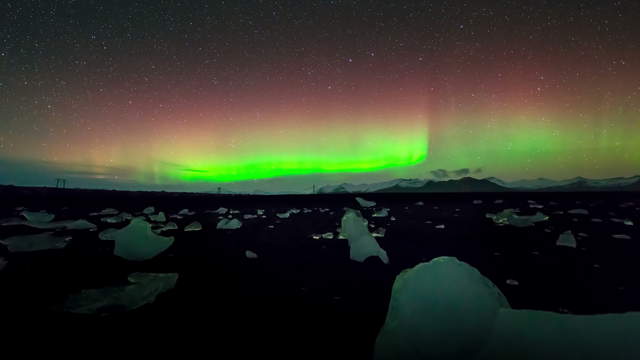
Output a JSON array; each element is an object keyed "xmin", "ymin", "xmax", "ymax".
[{"xmin": 1, "ymin": 0, "xmax": 639, "ymax": 192}]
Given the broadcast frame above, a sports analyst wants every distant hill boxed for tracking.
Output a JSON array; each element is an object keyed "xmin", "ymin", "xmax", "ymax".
[{"xmin": 374, "ymin": 177, "xmax": 509, "ymax": 193}]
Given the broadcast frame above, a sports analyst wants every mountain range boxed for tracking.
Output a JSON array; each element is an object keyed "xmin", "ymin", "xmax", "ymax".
[{"xmin": 316, "ymin": 175, "xmax": 640, "ymax": 194}]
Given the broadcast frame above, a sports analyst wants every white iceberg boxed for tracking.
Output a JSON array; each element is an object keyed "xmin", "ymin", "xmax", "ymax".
[
  {"xmin": 21, "ymin": 210, "xmax": 55, "ymax": 223},
  {"xmin": 374, "ymin": 257, "xmax": 510, "ymax": 360},
  {"xmin": 216, "ymin": 218, "xmax": 242, "ymax": 230},
  {"xmin": 341, "ymin": 208, "xmax": 389, "ymax": 264},
  {"xmin": 112, "ymin": 218, "xmax": 174, "ymax": 261},
  {"xmin": 1, "ymin": 232, "xmax": 70, "ymax": 252},
  {"xmin": 185, "ymin": 221, "xmax": 203, "ymax": 231},
  {"xmin": 63, "ymin": 272, "xmax": 178, "ymax": 314},
  {"xmin": 375, "ymin": 256, "xmax": 640, "ymax": 360},
  {"xmin": 355, "ymin": 197, "xmax": 376, "ymax": 208},
  {"xmin": 556, "ymin": 230, "xmax": 577, "ymax": 248}
]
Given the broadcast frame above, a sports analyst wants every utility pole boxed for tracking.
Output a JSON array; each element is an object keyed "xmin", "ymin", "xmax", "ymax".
[{"xmin": 55, "ymin": 178, "xmax": 67, "ymax": 188}]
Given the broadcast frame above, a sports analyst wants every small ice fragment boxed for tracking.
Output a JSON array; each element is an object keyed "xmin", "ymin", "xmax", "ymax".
[
  {"xmin": 435, "ymin": 224, "xmax": 445, "ymax": 229},
  {"xmin": 556, "ymin": 230, "xmax": 577, "ymax": 248},
  {"xmin": 322, "ymin": 232, "xmax": 334, "ymax": 239},
  {"xmin": 568, "ymin": 209, "xmax": 589, "ymax": 215},
  {"xmin": 142, "ymin": 206, "xmax": 155, "ymax": 215},
  {"xmin": 612, "ymin": 234, "xmax": 631, "ymax": 240},
  {"xmin": 178, "ymin": 208, "xmax": 195, "ymax": 216},
  {"xmin": 415, "ymin": 201, "xmax": 424, "ymax": 206},
  {"xmin": 149, "ymin": 212, "xmax": 166, "ymax": 222},
  {"xmin": 473, "ymin": 200, "xmax": 482, "ymax": 205},
  {"xmin": 185, "ymin": 221, "xmax": 203, "ymax": 231},
  {"xmin": 355, "ymin": 197, "xmax": 376, "ymax": 208},
  {"xmin": 243, "ymin": 214, "xmax": 258, "ymax": 219},
  {"xmin": 506, "ymin": 279, "xmax": 519, "ymax": 286},
  {"xmin": 216, "ymin": 219, "xmax": 242, "ymax": 230},
  {"xmin": 21, "ymin": 210, "xmax": 55, "ymax": 223},
  {"xmin": 373, "ymin": 208, "xmax": 389, "ymax": 217},
  {"xmin": 245, "ymin": 250, "xmax": 258, "ymax": 259}
]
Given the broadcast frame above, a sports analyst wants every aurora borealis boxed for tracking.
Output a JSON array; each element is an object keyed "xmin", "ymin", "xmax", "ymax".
[{"xmin": 1, "ymin": 1, "xmax": 639, "ymax": 192}]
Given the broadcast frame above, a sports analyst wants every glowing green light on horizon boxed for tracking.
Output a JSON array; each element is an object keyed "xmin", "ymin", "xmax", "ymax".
[{"xmin": 157, "ymin": 127, "xmax": 429, "ymax": 182}]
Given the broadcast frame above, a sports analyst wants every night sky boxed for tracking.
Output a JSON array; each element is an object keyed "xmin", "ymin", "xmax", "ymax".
[{"xmin": 1, "ymin": 1, "xmax": 639, "ymax": 192}]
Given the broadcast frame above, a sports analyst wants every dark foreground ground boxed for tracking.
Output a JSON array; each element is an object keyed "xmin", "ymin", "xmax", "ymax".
[{"xmin": 0, "ymin": 186, "xmax": 639, "ymax": 358}]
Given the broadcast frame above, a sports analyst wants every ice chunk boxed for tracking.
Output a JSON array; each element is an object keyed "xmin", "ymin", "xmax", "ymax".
[
  {"xmin": 112, "ymin": 218, "xmax": 174, "ymax": 261},
  {"xmin": 257, "ymin": 209, "xmax": 265, "ymax": 215},
  {"xmin": 185, "ymin": 221, "xmax": 203, "ymax": 231},
  {"xmin": 486, "ymin": 209, "xmax": 548, "ymax": 227},
  {"xmin": 230, "ymin": 209, "xmax": 240, "ymax": 214},
  {"xmin": 63, "ymin": 272, "xmax": 178, "ymax": 315},
  {"xmin": 267, "ymin": 225, "xmax": 275, "ymax": 229},
  {"xmin": 530, "ymin": 204, "xmax": 544, "ymax": 209},
  {"xmin": 210, "ymin": 207, "xmax": 228, "ymax": 214},
  {"xmin": 2, "ymin": 232, "xmax": 69, "ymax": 252},
  {"xmin": 372, "ymin": 227, "xmax": 386, "ymax": 238},
  {"xmin": 473, "ymin": 200, "xmax": 483, "ymax": 204},
  {"xmin": 494, "ymin": 199, "xmax": 504, "ymax": 204},
  {"xmin": 414, "ymin": 201, "xmax": 424, "ymax": 206},
  {"xmin": 20, "ymin": 210, "xmax": 55, "ymax": 223},
  {"xmin": 435, "ymin": 224, "xmax": 445, "ymax": 229},
  {"xmin": 624, "ymin": 219, "xmax": 634, "ymax": 226},
  {"xmin": 553, "ymin": 211, "xmax": 564, "ymax": 214},
  {"xmin": 102, "ymin": 215, "xmax": 125, "ymax": 224},
  {"xmin": 303, "ymin": 208, "xmax": 312, "ymax": 213},
  {"xmin": 99, "ymin": 228, "xmax": 118, "ymax": 240},
  {"xmin": 373, "ymin": 208, "xmax": 389, "ymax": 217},
  {"xmin": 153, "ymin": 222, "xmax": 178, "ymax": 233},
  {"xmin": 120, "ymin": 212, "xmax": 133, "ymax": 220},
  {"xmin": 556, "ymin": 231, "xmax": 576, "ymax": 248},
  {"xmin": 613, "ymin": 234, "xmax": 631, "ymax": 240},
  {"xmin": 276, "ymin": 211, "xmax": 291, "ymax": 219},
  {"xmin": 243, "ymin": 214, "xmax": 258, "ymax": 219},
  {"xmin": 149, "ymin": 212, "xmax": 166, "ymax": 222},
  {"xmin": 568, "ymin": 209, "xmax": 589, "ymax": 215},
  {"xmin": 611, "ymin": 218, "xmax": 624, "ymax": 223},
  {"xmin": 341, "ymin": 208, "xmax": 389, "ymax": 264},
  {"xmin": 322, "ymin": 232, "xmax": 334, "ymax": 239},
  {"xmin": 65, "ymin": 219, "xmax": 97, "ymax": 230},
  {"xmin": 216, "ymin": 218, "xmax": 242, "ymax": 230},
  {"xmin": 374, "ymin": 257, "xmax": 510, "ymax": 360},
  {"xmin": 90, "ymin": 208, "xmax": 119, "ymax": 216},
  {"xmin": 170, "ymin": 214, "xmax": 183, "ymax": 219},
  {"xmin": 245, "ymin": 250, "xmax": 258, "ymax": 259},
  {"xmin": 506, "ymin": 279, "xmax": 519, "ymax": 286},
  {"xmin": 178, "ymin": 208, "xmax": 195, "ymax": 216},
  {"xmin": 311, "ymin": 233, "xmax": 322, "ymax": 239},
  {"xmin": 355, "ymin": 197, "xmax": 376, "ymax": 208},
  {"xmin": 142, "ymin": 206, "xmax": 155, "ymax": 215},
  {"xmin": 578, "ymin": 232, "xmax": 588, "ymax": 237},
  {"xmin": 390, "ymin": 216, "xmax": 396, "ymax": 221}
]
